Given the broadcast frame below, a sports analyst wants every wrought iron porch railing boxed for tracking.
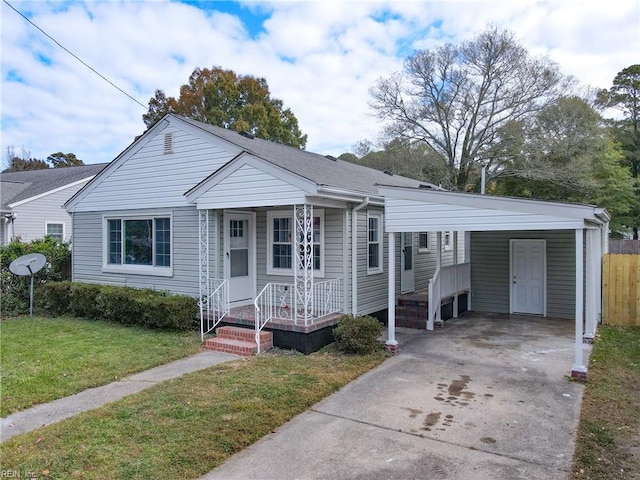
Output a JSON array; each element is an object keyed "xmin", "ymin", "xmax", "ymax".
[
  {"xmin": 254, "ymin": 278, "xmax": 343, "ymax": 353},
  {"xmin": 200, "ymin": 278, "xmax": 229, "ymax": 341}
]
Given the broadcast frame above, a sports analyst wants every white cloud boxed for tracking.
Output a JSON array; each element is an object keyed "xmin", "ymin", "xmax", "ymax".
[{"xmin": 1, "ymin": 0, "xmax": 638, "ymax": 165}]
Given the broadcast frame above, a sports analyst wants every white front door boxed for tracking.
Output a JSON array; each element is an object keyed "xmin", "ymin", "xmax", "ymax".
[
  {"xmin": 225, "ymin": 212, "xmax": 255, "ymax": 304},
  {"xmin": 401, "ymin": 232, "xmax": 415, "ymax": 293},
  {"xmin": 510, "ymin": 239, "xmax": 546, "ymax": 315}
]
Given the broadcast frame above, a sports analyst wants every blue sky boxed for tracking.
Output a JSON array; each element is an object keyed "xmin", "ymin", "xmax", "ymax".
[{"xmin": 1, "ymin": 0, "xmax": 639, "ymax": 166}]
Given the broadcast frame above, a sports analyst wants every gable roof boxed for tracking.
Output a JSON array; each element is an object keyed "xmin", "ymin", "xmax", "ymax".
[
  {"xmin": 176, "ymin": 115, "xmax": 434, "ymax": 196},
  {"xmin": 1, "ymin": 164, "xmax": 108, "ymax": 210}
]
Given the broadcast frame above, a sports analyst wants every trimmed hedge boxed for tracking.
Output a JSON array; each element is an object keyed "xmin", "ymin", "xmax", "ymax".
[
  {"xmin": 333, "ymin": 314, "xmax": 383, "ymax": 355},
  {"xmin": 1, "ymin": 237, "xmax": 71, "ymax": 316},
  {"xmin": 41, "ymin": 281, "xmax": 198, "ymax": 331}
]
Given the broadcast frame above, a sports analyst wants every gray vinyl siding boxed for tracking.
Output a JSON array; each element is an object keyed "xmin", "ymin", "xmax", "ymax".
[
  {"xmin": 254, "ymin": 208, "xmax": 345, "ymax": 292},
  {"xmin": 470, "ymin": 230, "xmax": 575, "ymax": 319},
  {"xmin": 72, "ymin": 207, "xmax": 201, "ymax": 296},
  {"xmin": 11, "ymin": 181, "xmax": 89, "ymax": 243},
  {"xmin": 72, "ymin": 127, "xmax": 233, "ymax": 212},
  {"xmin": 413, "ymin": 232, "xmax": 466, "ymax": 293},
  {"xmin": 356, "ymin": 207, "xmax": 388, "ymax": 315}
]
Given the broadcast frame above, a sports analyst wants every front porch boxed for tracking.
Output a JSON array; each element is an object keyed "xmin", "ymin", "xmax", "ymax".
[{"xmin": 210, "ymin": 305, "xmax": 343, "ymax": 354}]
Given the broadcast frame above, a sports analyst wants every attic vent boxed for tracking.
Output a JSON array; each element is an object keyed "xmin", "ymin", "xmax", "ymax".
[
  {"xmin": 383, "ymin": 170, "xmax": 393, "ymax": 176},
  {"xmin": 239, "ymin": 131, "xmax": 254, "ymax": 139},
  {"xmin": 418, "ymin": 184, "xmax": 433, "ymax": 189},
  {"xmin": 325, "ymin": 155, "xmax": 337, "ymax": 161},
  {"xmin": 164, "ymin": 132, "xmax": 174, "ymax": 153}
]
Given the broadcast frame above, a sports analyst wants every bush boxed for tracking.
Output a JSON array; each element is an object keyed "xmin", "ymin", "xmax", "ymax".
[
  {"xmin": 0, "ymin": 237, "xmax": 71, "ymax": 316},
  {"xmin": 39, "ymin": 281, "xmax": 198, "ymax": 331},
  {"xmin": 41, "ymin": 281, "xmax": 73, "ymax": 316},
  {"xmin": 333, "ymin": 314, "xmax": 383, "ymax": 355}
]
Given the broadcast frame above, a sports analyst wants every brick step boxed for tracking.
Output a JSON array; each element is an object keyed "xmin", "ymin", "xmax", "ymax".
[
  {"xmin": 204, "ymin": 326, "xmax": 273, "ymax": 356},
  {"xmin": 216, "ymin": 326, "xmax": 272, "ymax": 344}
]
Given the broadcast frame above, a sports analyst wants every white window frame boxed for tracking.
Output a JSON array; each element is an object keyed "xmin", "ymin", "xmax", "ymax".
[
  {"xmin": 102, "ymin": 213, "xmax": 173, "ymax": 277},
  {"xmin": 367, "ymin": 211, "xmax": 384, "ymax": 275},
  {"xmin": 418, "ymin": 232, "xmax": 431, "ymax": 253},
  {"xmin": 267, "ymin": 209, "xmax": 325, "ymax": 277},
  {"xmin": 45, "ymin": 222, "xmax": 65, "ymax": 242}
]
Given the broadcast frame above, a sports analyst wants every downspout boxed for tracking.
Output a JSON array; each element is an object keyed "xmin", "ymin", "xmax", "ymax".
[{"xmin": 351, "ymin": 197, "xmax": 369, "ymax": 316}]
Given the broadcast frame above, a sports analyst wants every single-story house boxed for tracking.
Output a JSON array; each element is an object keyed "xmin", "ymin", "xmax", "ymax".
[
  {"xmin": 1, "ymin": 164, "xmax": 107, "ymax": 244},
  {"xmin": 64, "ymin": 114, "xmax": 608, "ymax": 378}
]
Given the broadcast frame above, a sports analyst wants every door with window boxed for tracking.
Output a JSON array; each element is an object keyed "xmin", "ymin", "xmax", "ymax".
[
  {"xmin": 225, "ymin": 213, "xmax": 255, "ymax": 304},
  {"xmin": 401, "ymin": 232, "xmax": 415, "ymax": 293},
  {"xmin": 510, "ymin": 239, "xmax": 546, "ymax": 315}
]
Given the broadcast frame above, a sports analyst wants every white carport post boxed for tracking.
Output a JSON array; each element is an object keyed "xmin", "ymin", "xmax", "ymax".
[
  {"xmin": 572, "ymin": 228, "xmax": 587, "ymax": 380},
  {"xmin": 584, "ymin": 229, "xmax": 599, "ymax": 342},
  {"xmin": 453, "ymin": 231, "xmax": 459, "ymax": 318},
  {"xmin": 386, "ymin": 232, "xmax": 398, "ymax": 353}
]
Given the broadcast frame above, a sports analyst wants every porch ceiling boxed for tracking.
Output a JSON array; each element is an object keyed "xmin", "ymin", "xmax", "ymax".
[{"xmin": 379, "ymin": 185, "xmax": 608, "ymax": 233}]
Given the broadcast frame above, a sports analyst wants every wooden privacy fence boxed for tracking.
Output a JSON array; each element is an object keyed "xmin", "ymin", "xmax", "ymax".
[{"xmin": 602, "ymin": 254, "xmax": 640, "ymax": 326}]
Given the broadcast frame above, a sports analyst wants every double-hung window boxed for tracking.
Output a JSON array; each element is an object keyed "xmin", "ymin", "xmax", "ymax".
[
  {"xmin": 104, "ymin": 216, "xmax": 172, "ymax": 275},
  {"xmin": 45, "ymin": 222, "xmax": 64, "ymax": 242},
  {"xmin": 267, "ymin": 210, "xmax": 324, "ymax": 276},
  {"xmin": 418, "ymin": 232, "xmax": 431, "ymax": 253},
  {"xmin": 367, "ymin": 212, "xmax": 383, "ymax": 274}
]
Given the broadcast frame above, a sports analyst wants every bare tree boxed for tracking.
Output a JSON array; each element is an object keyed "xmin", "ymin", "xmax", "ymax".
[{"xmin": 369, "ymin": 26, "xmax": 571, "ymax": 190}]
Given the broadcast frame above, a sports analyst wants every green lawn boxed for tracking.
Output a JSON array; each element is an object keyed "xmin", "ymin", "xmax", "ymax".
[
  {"xmin": 0, "ymin": 350, "xmax": 386, "ymax": 480},
  {"xmin": 0, "ymin": 316, "xmax": 202, "ymax": 416},
  {"xmin": 571, "ymin": 325, "xmax": 640, "ymax": 480}
]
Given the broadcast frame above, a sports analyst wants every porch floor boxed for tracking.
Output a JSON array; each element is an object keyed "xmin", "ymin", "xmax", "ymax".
[{"xmin": 218, "ymin": 305, "xmax": 343, "ymax": 334}]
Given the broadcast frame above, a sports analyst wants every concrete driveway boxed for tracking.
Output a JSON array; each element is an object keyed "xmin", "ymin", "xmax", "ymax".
[{"xmin": 201, "ymin": 312, "xmax": 589, "ymax": 480}]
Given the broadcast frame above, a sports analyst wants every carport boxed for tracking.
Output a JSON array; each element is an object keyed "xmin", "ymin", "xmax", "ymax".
[{"xmin": 380, "ymin": 185, "xmax": 610, "ymax": 378}]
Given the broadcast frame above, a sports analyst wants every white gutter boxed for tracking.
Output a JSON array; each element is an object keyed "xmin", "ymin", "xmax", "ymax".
[{"xmin": 351, "ymin": 197, "xmax": 369, "ymax": 315}]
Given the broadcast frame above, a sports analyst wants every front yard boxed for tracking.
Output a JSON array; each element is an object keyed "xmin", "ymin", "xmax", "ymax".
[
  {"xmin": 0, "ymin": 315, "xmax": 386, "ymax": 479},
  {"xmin": 0, "ymin": 316, "xmax": 202, "ymax": 416}
]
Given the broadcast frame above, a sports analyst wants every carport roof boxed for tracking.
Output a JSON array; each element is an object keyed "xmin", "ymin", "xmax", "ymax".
[{"xmin": 379, "ymin": 185, "xmax": 610, "ymax": 232}]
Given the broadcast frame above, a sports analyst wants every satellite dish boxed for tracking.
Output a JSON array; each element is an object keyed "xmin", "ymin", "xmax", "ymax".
[
  {"xmin": 9, "ymin": 253, "xmax": 47, "ymax": 316},
  {"xmin": 9, "ymin": 253, "xmax": 47, "ymax": 276}
]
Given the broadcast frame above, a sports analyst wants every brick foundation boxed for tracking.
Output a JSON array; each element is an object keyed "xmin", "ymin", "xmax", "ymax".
[
  {"xmin": 571, "ymin": 369, "xmax": 588, "ymax": 382},
  {"xmin": 385, "ymin": 343, "xmax": 399, "ymax": 354}
]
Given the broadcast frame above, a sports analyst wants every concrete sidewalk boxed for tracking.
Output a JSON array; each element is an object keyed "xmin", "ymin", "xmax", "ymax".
[
  {"xmin": 200, "ymin": 314, "xmax": 589, "ymax": 480},
  {"xmin": 0, "ymin": 350, "xmax": 239, "ymax": 442}
]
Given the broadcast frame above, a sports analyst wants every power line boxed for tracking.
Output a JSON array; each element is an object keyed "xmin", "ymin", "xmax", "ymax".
[{"xmin": 3, "ymin": 0, "xmax": 147, "ymax": 109}]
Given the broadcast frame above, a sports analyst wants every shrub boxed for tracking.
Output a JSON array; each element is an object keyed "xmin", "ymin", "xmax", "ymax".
[
  {"xmin": 0, "ymin": 237, "xmax": 71, "ymax": 316},
  {"xmin": 69, "ymin": 282, "xmax": 104, "ymax": 319},
  {"xmin": 39, "ymin": 281, "xmax": 198, "ymax": 331},
  {"xmin": 333, "ymin": 314, "xmax": 383, "ymax": 355},
  {"xmin": 41, "ymin": 281, "xmax": 73, "ymax": 316}
]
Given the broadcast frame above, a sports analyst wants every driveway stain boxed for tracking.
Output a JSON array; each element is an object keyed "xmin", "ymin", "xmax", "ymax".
[
  {"xmin": 421, "ymin": 412, "xmax": 441, "ymax": 431},
  {"xmin": 402, "ymin": 407, "xmax": 423, "ymax": 418}
]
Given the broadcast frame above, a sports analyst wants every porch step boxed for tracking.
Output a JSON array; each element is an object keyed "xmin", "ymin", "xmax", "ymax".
[{"xmin": 204, "ymin": 326, "xmax": 273, "ymax": 356}]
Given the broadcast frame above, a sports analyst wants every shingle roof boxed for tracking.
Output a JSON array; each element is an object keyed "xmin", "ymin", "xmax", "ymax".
[
  {"xmin": 177, "ymin": 116, "xmax": 435, "ymax": 195},
  {"xmin": 1, "ymin": 164, "xmax": 108, "ymax": 210}
]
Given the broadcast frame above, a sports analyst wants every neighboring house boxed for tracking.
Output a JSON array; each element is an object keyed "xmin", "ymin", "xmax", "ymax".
[
  {"xmin": 65, "ymin": 114, "xmax": 608, "ymax": 378},
  {"xmin": 1, "ymin": 164, "xmax": 107, "ymax": 244}
]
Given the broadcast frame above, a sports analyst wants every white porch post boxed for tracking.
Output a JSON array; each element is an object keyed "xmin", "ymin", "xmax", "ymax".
[
  {"xmin": 572, "ymin": 228, "xmax": 587, "ymax": 379},
  {"xmin": 386, "ymin": 232, "xmax": 398, "ymax": 352},
  {"xmin": 198, "ymin": 209, "xmax": 210, "ymax": 341},
  {"xmin": 294, "ymin": 204, "xmax": 314, "ymax": 324}
]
